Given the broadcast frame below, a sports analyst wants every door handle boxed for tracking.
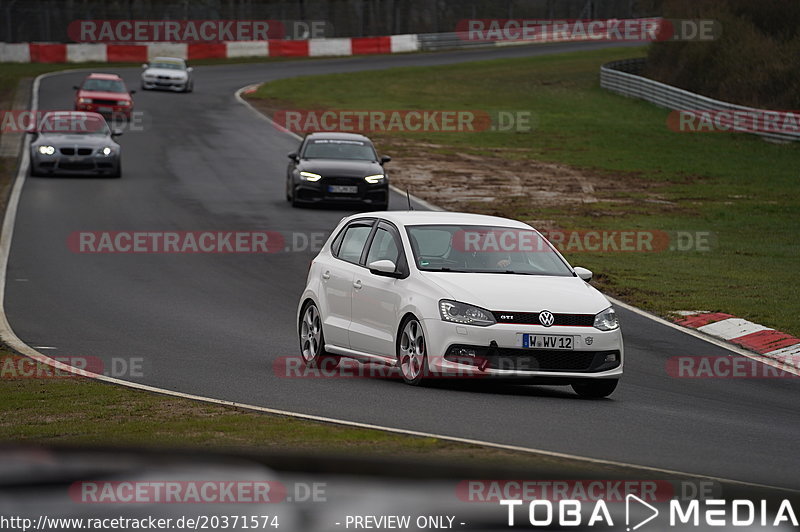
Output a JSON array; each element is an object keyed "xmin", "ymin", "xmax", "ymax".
[
  {"xmin": 322, "ymin": 271, "xmax": 331, "ymax": 280},
  {"xmin": 353, "ymin": 279, "xmax": 362, "ymax": 289}
]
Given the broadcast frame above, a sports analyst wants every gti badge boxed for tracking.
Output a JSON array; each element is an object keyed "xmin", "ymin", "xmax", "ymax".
[
  {"xmin": 538, "ymin": 310, "xmax": 554, "ymax": 327},
  {"xmin": 585, "ymin": 336, "xmax": 594, "ymax": 345}
]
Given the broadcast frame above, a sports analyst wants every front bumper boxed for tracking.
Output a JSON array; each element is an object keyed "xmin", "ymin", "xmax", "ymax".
[
  {"xmin": 31, "ymin": 153, "xmax": 119, "ymax": 176},
  {"xmin": 75, "ymin": 103, "xmax": 132, "ymax": 119},
  {"xmin": 422, "ymin": 318, "xmax": 623, "ymax": 380},
  {"xmin": 142, "ymin": 78, "xmax": 188, "ymax": 91},
  {"xmin": 293, "ymin": 178, "xmax": 388, "ymax": 206}
]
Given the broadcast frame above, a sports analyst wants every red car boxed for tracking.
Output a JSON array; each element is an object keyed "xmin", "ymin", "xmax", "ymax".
[{"xmin": 74, "ymin": 73, "xmax": 135, "ymax": 120}]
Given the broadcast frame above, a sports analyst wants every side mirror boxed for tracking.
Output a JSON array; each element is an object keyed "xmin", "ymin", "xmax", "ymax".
[
  {"xmin": 288, "ymin": 152, "xmax": 299, "ymax": 162},
  {"xmin": 141, "ymin": 63, "xmax": 148, "ymax": 68},
  {"xmin": 111, "ymin": 129, "xmax": 123, "ymax": 137},
  {"xmin": 72, "ymin": 85, "xmax": 80, "ymax": 90},
  {"xmin": 380, "ymin": 155, "xmax": 392, "ymax": 165},
  {"xmin": 186, "ymin": 67, "xmax": 193, "ymax": 72},
  {"xmin": 368, "ymin": 260, "xmax": 402, "ymax": 278},
  {"xmin": 574, "ymin": 266, "xmax": 593, "ymax": 282},
  {"xmin": 129, "ymin": 90, "xmax": 137, "ymax": 95}
]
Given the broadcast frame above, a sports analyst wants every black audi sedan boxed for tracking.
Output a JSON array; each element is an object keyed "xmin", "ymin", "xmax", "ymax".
[{"xmin": 286, "ymin": 132, "xmax": 390, "ymax": 209}]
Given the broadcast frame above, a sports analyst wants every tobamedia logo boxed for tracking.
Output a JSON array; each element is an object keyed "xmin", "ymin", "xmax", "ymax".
[
  {"xmin": 499, "ymin": 496, "xmax": 799, "ymax": 529},
  {"xmin": 538, "ymin": 310, "xmax": 554, "ymax": 327}
]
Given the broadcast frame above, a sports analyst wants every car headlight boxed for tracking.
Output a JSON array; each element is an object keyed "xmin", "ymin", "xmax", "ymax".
[
  {"xmin": 78, "ymin": 97, "xmax": 92, "ymax": 104},
  {"xmin": 100, "ymin": 146, "xmax": 113, "ymax": 156},
  {"xmin": 299, "ymin": 171, "xmax": 322, "ymax": 182},
  {"xmin": 364, "ymin": 174, "xmax": 385, "ymax": 184},
  {"xmin": 118, "ymin": 100, "xmax": 131, "ymax": 106},
  {"xmin": 37, "ymin": 145, "xmax": 55, "ymax": 155},
  {"xmin": 593, "ymin": 307, "xmax": 619, "ymax": 331},
  {"xmin": 439, "ymin": 300, "xmax": 496, "ymax": 327}
]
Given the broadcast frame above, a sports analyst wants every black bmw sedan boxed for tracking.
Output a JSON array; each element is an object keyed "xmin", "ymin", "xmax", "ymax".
[{"xmin": 286, "ymin": 132, "xmax": 390, "ymax": 209}]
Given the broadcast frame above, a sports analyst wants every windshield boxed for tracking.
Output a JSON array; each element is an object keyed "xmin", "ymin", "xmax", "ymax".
[
  {"xmin": 150, "ymin": 62, "xmax": 185, "ymax": 70},
  {"xmin": 301, "ymin": 139, "xmax": 376, "ymax": 160},
  {"xmin": 406, "ymin": 224, "xmax": 574, "ymax": 276},
  {"xmin": 81, "ymin": 79, "xmax": 127, "ymax": 93},
  {"xmin": 38, "ymin": 113, "xmax": 110, "ymax": 136}
]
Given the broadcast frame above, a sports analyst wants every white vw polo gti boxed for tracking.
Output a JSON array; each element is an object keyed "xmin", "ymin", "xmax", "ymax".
[{"xmin": 297, "ymin": 211, "xmax": 623, "ymax": 398}]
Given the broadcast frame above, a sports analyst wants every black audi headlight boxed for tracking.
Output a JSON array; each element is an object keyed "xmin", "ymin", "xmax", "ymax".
[
  {"xmin": 593, "ymin": 307, "xmax": 619, "ymax": 331},
  {"xmin": 439, "ymin": 300, "xmax": 496, "ymax": 327}
]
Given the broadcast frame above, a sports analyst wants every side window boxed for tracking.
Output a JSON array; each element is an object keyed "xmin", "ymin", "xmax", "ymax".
[
  {"xmin": 366, "ymin": 228, "xmax": 400, "ymax": 266},
  {"xmin": 337, "ymin": 224, "xmax": 373, "ymax": 264}
]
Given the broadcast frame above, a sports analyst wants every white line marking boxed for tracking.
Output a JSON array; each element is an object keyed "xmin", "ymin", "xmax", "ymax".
[
  {"xmin": 0, "ymin": 70, "xmax": 796, "ymax": 495},
  {"xmin": 32, "ymin": 346, "xmax": 57, "ymax": 350}
]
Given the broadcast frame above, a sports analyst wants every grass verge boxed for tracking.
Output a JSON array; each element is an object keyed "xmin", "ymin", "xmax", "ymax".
[
  {"xmin": 249, "ymin": 45, "xmax": 800, "ymax": 336},
  {"xmin": 0, "ymin": 349, "xmax": 627, "ymax": 477}
]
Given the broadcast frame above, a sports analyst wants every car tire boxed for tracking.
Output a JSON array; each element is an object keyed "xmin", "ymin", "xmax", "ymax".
[
  {"xmin": 290, "ymin": 188, "xmax": 301, "ymax": 208},
  {"xmin": 397, "ymin": 316, "xmax": 428, "ymax": 386},
  {"xmin": 29, "ymin": 163, "xmax": 42, "ymax": 177},
  {"xmin": 571, "ymin": 379, "xmax": 618, "ymax": 399},
  {"xmin": 299, "ymin": 302, "xmax": 340, "ymax": 370},
  {"xmin": 111, "ymin": 159, "xmax": 122, "ymax": 178}
]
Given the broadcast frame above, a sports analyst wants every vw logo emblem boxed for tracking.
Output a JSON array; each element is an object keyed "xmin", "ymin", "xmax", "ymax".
[{"xmin": 539, "ymin": 310, "xmax": 554, "ymax": 327}]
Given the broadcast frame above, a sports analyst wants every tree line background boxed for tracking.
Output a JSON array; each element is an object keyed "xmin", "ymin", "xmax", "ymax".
[
  {"xmin": 1, "ymin": 0, "xmax": 662, "ymax": 42},
  {"xmin": 646, "ymin": 0, "xmax": 800, "ymax": 109}
]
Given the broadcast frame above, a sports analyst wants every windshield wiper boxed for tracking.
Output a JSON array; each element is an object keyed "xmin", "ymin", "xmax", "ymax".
[{"xmin": 468, "ymin": 269, "xmax": 545, "ymax": 275}]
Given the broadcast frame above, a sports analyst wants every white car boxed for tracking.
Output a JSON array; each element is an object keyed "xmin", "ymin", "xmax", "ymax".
[
  {"xmin": 297, "ymin": 211, "xmax": 623, "ymax": 398},
  {"xmin": 140, "ymin": 57, "xmax": 194, "ymax": 92}
]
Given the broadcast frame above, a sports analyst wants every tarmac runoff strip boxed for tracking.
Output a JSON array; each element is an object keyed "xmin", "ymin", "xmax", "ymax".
[{"xmin": 673, "ymin": 311, "xmax": 800, "ymax": 373}]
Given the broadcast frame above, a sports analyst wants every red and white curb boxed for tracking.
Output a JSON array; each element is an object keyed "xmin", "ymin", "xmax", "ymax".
[
  {"xmin": 673, "ymin": 311, "xmax": 800, "ymax": 371},
  {"xmin": 0, "ymin": 36, "xmax": 419, "ymax": 63}
]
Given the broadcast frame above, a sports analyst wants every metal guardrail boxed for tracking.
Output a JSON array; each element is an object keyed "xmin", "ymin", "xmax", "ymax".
[
  {"xmin": 600, "ymin": 58, "xmax": 799, "ymax": 143},
  {"xmin": 417, "ymin": 32, "xmax": 492, "ymax": 51}
]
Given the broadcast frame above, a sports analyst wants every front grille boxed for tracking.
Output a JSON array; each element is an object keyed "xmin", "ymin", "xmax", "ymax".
[
  {"xmin": 60, "ymin": 147, "xmax": 74, "ymax": 155},
  {"xmin": 491, "ymin": 348, "xmax": 597, "ymax": 371},
  {"xmin": 58, "ymin": 162, "xmax": 94, "ymax": 170},
  {"xmin": 492, "ymin": 311, "xmax": 595, "ymax": 327},
  {"xmin": 445, "ymin": 344, "xmax": 619, "ymax": 373},
  {"xmin": 77, "ymin": 148, "xmax": 93, "ymax": 156}
]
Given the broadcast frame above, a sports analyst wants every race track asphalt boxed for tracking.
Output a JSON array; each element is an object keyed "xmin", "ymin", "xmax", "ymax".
[{"xmin": 6, "ymin": 41, "xmax": 799, "ymax": 489}]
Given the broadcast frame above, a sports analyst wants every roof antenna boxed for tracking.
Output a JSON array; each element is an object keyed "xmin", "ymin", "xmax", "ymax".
[{"xmin": 406, "ymin": 189, "xmax": 414, "ymax": 211}]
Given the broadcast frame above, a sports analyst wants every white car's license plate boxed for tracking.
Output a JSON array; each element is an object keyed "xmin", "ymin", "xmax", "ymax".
[
  {"xmin": 328, "ymin": 185, "xmax": 358, "ymax": 194},
  {"xmin": 98, "ymin": 106, "xmax": 113, "ymax": 113},
  {"xmin": 523, "ymin": 334, "xmax": 573, "ymax": 350}
]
